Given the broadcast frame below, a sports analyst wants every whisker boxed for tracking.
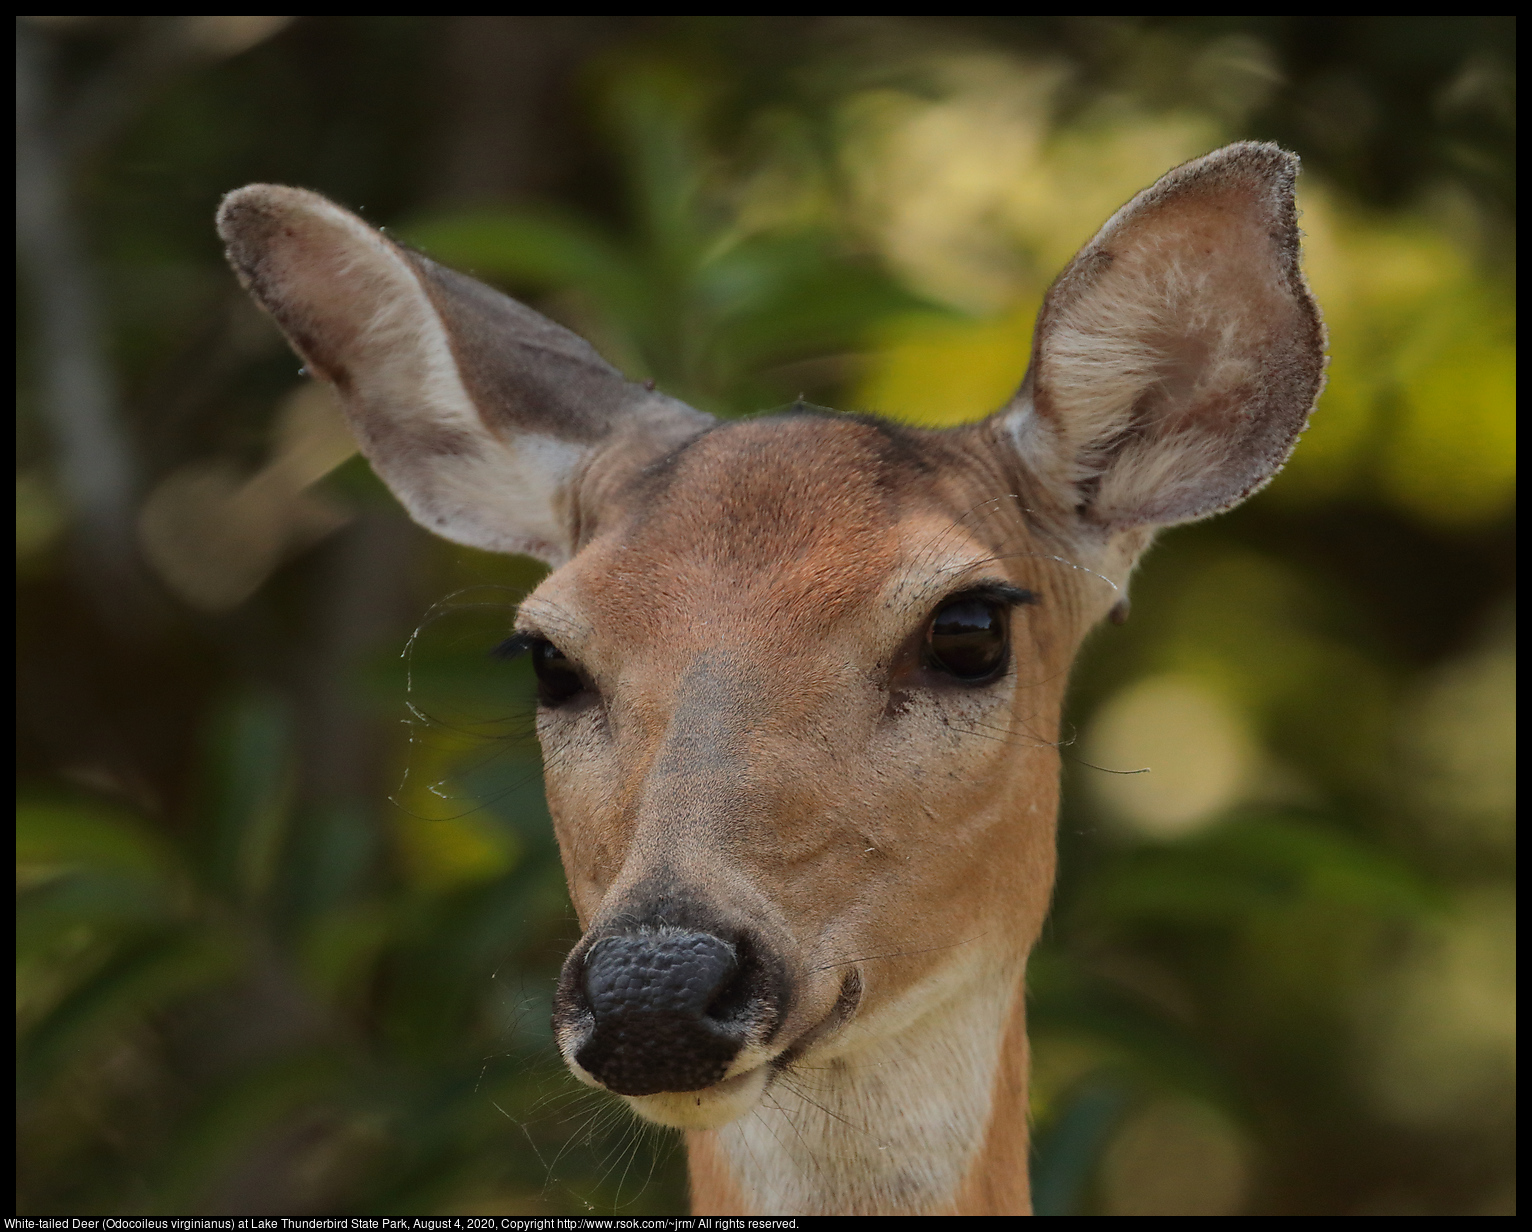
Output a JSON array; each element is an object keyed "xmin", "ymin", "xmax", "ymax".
[
  {"xmin": 812, "ymin": 931, "xmax": 990, "ymax": 973},
  {"xmin": 1070, "ymin": 758, "xmax": 1150, "ymax": 776},
  {"xmin": 774, "ymin": 1070, "xmax": 879, "ymax": 1141},
  {"xmin": 601, "ymin": 1117, "xmax": 650, "ymax": 1207}
]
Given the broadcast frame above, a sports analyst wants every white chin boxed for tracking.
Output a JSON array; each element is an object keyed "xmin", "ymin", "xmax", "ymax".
[{"xmin": 621, "ymin": 1065, "xmax": 770, "ymax": 1130}]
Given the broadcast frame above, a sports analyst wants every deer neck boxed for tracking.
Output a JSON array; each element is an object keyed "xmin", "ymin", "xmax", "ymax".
[{"xmin": 687, "ymin": 954, "xmax": 1032, "ymax": 1215}]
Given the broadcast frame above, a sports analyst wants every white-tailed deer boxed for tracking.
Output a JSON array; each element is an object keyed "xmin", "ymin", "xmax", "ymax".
[{"xmin": 218, "ymin": 142, "xmax": 1324, "ymax": 1215}]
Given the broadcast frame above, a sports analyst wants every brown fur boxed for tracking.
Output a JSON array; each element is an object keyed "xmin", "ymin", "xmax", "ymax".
[
  {"xmin": 216, "ymin": 141, "xmax": 1326, "ymax": 1215},
  {"xmin": 524, "ymin": 413, "xmax": 1088, "ymax": 1212}
]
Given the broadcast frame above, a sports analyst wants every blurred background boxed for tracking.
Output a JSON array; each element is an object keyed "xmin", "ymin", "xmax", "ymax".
[{"xmin": 15, "ymin": 16, "xmax": 1514, "ymax": 1216}]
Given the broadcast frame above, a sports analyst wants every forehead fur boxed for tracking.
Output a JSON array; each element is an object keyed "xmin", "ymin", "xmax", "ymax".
[{"xmin": 576, "ymin": 412, "xmax": 960, "ymax": 638}]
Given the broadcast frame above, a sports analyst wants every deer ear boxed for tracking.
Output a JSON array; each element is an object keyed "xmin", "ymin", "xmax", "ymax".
[
  {"xmin": 996, "ymin": 142, "xmax": 1326, "ymax": 532},
  {"xmin": 216, "ymin": 184, "xmax": 712, "ymax": 565}
]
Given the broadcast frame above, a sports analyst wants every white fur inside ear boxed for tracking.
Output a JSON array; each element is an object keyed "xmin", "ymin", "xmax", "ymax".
[
  {"xmin": 1001, "ymin": 143, "xmax": 1325, "ymax": 533},
  {"xmin": 341, "ymin": 246, "xmax": 583, "ymax": 561},
  {"xmin": 219, "ymin": 185, "xmax": 597, "ymax": 563},
  {"xmin": 1043, "ymin": 261, "xmax": 1268, "ymax": 519},
  {"xmin": 404, "ymin": 431, "xmax": 585, "ymax": 564}
]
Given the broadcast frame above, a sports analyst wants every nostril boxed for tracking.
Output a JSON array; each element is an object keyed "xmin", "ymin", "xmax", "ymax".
[
  {"xmin": 571, "ymin": 929, "xmax": 757, "ymax": 1096},
  {"xmin": 583, "ymin": 931, "xmax": 738, "ymax": 1023}
]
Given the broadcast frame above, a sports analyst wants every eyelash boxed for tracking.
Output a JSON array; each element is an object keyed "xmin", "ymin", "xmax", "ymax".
[
  {"xmin": 959, "ymin": 584, "xmax": 1037, "ymax": 609},
  {"xmin": 491, "ymin": 631, "xmax": 537, "ymax": 661},
  {"xmin": 492, "ymin": 589, "xmax": 1036, "ymax": 655},
  {"xmin": 490, "ymin": 586, "xmax": 1038, "ymax": 686}
]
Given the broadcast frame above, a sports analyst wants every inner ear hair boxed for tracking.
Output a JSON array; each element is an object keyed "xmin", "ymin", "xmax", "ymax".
[
  {"xmin": 998, "ymin": 142, "xmax": 1326, "ymax": 534},
  {"xmin": 216, "ymin": 183, "xmax": 713, "ymax": 567}
]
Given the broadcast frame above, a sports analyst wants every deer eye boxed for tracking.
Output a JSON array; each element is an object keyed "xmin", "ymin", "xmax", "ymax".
[
  {"xmin": 491, "ymin": 631, "xmax": 591, "ymax": 706},
  {"xmin": 926, "ymin": 596, "xmax": 1009, "ymax": 682},
  {"xmin": 530, "ymin": 638, "xmax": 588, "ymax": 706}
]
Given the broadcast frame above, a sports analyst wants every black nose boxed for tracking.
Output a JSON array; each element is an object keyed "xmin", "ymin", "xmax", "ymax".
[{"xmin": 573, "ymin": 930, "xmax": 747, "ymax": 1096}]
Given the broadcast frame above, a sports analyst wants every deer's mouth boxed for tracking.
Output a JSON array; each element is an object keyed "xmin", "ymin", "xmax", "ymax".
[
  {"xmin": 583, "ymin": 968, "xmax": 864, "ymax": 1132},
  {"xmin": 777, "ymin": 967, "xmax": 863, "ymax": 1068},
  {"xmin": 621, "ymin": 1063, "xmax": 774, "ymax": 1130}
]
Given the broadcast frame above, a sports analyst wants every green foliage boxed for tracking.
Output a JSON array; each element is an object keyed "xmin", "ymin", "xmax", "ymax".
[
  {"xmin": 1078, "ymin": 813, "xmax": 1440, "ymax": 928},
  {"xmin": 18, "ymin": 690, "xmax": 684, "ymax": 1214},
  {"xmin": 17, "ymin": 16, "xmax": 1515, "ymax": 1218},
  {"xmin": 402, "ymin": 62, "xmax": 938, "ymax": 416}
]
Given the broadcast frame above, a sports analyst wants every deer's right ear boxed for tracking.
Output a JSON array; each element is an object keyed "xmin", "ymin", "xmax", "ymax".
[{"xmin": 216, "ymin": 184, "xmax": 712, "ymax": 565}]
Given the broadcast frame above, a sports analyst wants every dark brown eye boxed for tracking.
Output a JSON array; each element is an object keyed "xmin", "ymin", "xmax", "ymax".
[
  {"xmin": 926, "ymin": 597, "xmax": 1009, "ymax": 681},
  {"xmin": 530, "ymin": 637, "xmax": 588, "ymax": 706}
]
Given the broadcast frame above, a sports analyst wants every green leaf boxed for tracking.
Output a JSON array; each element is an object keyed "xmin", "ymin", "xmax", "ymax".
[
  {"xmin": 702, "ymin": 230, "xmax": 941, "ymax": 371},
  {"xmin": 1028, "ymin": 951, "xmax": 1236, "ymax": 1107},
  {"xmin": 146, "ymin": 1048, "xmax": 349, "ymax": 1215},
  {"xmin": 17, "ymin": 800, "xmax": 178, "ymax": 883},
  {"xmin": 599, "ymin": 60, "xmax": 716, "ymax": 268},
  {"xmin": 19, "ymin": 925, "xmax": 245, "ymax": 1093},
  {"xmin": 1079, "ymin": 812, "xmax": 1441, "ymax": 930},
  {"xmin": 399, "ymin": 210, "xmax": 645, "ymax": 316},
  {"xmin": 204, "ymin": 690, "xmax": 296, "ymax": 903},
  {"xmin": 1031, "ymin": 1077, "xmax": 1134, "ymax": 1216},
  {"xmin": 17, "ymin": 871, "xmax": 178, "ymax": 958}
]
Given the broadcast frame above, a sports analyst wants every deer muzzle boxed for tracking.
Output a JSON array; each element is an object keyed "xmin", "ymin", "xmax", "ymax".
[{"xmin": 554, "ymin": 923, "xmax": 786, "ymax": 1109}]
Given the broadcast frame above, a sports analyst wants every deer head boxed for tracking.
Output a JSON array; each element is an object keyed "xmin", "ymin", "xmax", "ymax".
[{"xmin": 217, "ymin": 141, "xmax": 1324, "ymax": 1214}]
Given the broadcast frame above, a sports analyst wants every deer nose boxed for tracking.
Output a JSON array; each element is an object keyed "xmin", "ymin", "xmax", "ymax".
[{"xmin": 573, "ymin": 931, "xmax": 747, "ymax": 1096}]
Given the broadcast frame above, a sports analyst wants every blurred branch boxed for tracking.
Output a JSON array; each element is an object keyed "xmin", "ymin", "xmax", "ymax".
[
  {"xmin": 16, "ymin": 22, "xmax": 140, "ymax": 598},
  {"xmin": 16, "ymin": 18, "xmax": 294, "ymax": 618}
]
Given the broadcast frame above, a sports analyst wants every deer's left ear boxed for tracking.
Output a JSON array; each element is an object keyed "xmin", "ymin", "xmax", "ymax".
[{"xmin": 994, "ymin": 142, "xmax": 1326, "ymax": 532}]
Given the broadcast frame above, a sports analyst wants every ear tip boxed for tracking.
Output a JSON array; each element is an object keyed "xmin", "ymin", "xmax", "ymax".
[
  {"xmin": 1178, "ymin": 141, "xmax": 1303, "ymax": 201},
  {"xmin": 1205, "ymin": 139, "xmax": 1300, "ymax": 169},
  {"xmin": 216, "ymin": 184, "xmax": 391, "ymax": 296},
  {"xmin": 215, "ymin": 183, "xmax": 370, "ymax": 248},
  {"xmin": 217, "ymin": 183, "xmax": 307, "ymax": 234}
]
